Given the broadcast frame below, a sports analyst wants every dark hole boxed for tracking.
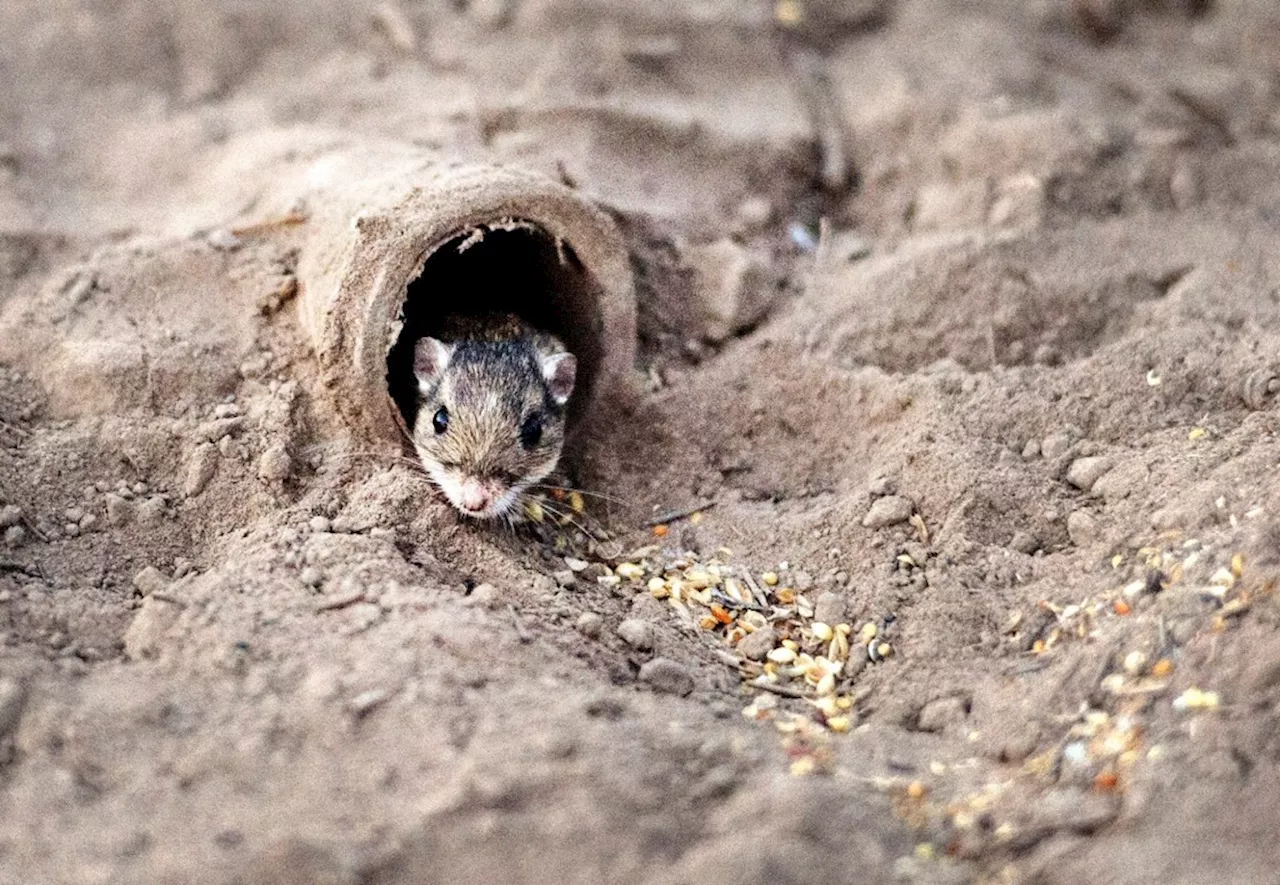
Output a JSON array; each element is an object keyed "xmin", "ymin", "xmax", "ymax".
[{"xmin": 386, "ymin": 223, "xmax": 605, "ymax": 436}]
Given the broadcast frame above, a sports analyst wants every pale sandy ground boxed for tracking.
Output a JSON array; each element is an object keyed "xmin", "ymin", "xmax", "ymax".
[{"xmin": 3, "ymin": 1, "xmax": 1280, "ymax": 883}]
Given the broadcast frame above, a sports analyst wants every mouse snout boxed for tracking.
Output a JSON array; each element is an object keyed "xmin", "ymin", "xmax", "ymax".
[{"xmin": 458, "ymin": 477, "xmax": 494, "ymax": 514}]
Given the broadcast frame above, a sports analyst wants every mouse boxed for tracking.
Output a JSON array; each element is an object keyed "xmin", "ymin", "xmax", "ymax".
[{"xmin": 410, "ymin": 313, "xmax": 577, "ymax": 519}]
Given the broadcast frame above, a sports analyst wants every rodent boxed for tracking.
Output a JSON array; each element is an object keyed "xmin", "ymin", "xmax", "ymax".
[{"xmin": 410, "ymin": 313, "xmax": 577, "ymax": 519}]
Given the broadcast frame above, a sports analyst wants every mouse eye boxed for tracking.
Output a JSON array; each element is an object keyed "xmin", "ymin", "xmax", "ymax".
[
  {"xmin": 519, "ymin": 413, "xmax": 543, "ymax": 449},
  {"xmin": 432, "ymin": 407, "xmax": 449, "ymax": 435}
]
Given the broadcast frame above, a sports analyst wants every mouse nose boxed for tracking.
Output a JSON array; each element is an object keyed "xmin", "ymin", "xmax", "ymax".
[{"xmin": 458, "ymin": 478, "xmax": 492, "ymax": 513}]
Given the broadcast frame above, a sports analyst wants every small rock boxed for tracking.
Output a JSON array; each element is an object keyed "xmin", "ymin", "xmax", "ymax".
[
  {"xmin": 136, "ymin": 496, "xmax": 167, "ymax": 526},
  {"xmin": 1010, "ymin": 531, "xmax": 1041, "ymax": 555},
  {"xmin": 300, "ymin": 567, "xmax": 324, "ymax": 588},
  {"xmin": 213, "ymin": 402, "xmax": 242, "ymax": 419},
  {"xmin": 1021, "ymin": 438, "xmax": 1041, "ymax": 459},
  {"xmin": 79, "ymin": 513, "xmax": 97, "ymax": 531},
  {"xmin": 813, "ymin": 592, "xmax": 847, "ymax": 626},
  {"xmin": 916, "ymin": 696, "xmax": 970, "ymax": 732},
  {"xmin": 63, "ymin": 507, "xmax": 85, "ymax": 523},
  {"xmin": 258, "ymin": 444, "xmax": 293, "ymax": 483},
  {"xmin": 309, "ymin": 516, "xmax": 332, "ymax": 534},
  {"xmin": 184, "ymin": 443, "xmax": 219, "ymax": 498},
  {"xmin": 1066, "ymin": 456, "xmax": 1111, "ymax": 491},
  {"xmin": 617, "ymin": 618, "xmax": 655, "ymax": 651},
  {"xmin": 1067, "ymin": 511, "xmax": 1100, "ymax": 546},
  {"xmin": 0, "ymin": 505, "xmax": 21, "ymax": 528},
  {"xmin": 736, "ymin": 625, "xmax": 778, "ymax": 662},
  {"xmin": 552, "ymin": 569, "xmax": 576, "ymax": 588},
  {"xmin": 105, "ymin": 494, "xmax": 135, "ymax": 526},
  {"xmin": 639, "ymin": 658, "xmax": 695, "ymax": 696},
  {"xmin": 1041, "ymin": 432, "xmax": 1075, "ymax": 460},
  {"xmin": 4, "ymin": 526, "xmax": 26, "ymax": 547},
  {"xmin": 132, "ymin": 566, "xmax": 168, "ymax": 597},
  {"xmin": 576, "ymin": 611, "xmax": 604, "ymax": 638},
  {"xmin": 198, "ymin": 416, "xmax": 245, "ymax": 443},
  {"xmin": 862, "ymin": 495, "xmax": 914, "ymax": 529}
]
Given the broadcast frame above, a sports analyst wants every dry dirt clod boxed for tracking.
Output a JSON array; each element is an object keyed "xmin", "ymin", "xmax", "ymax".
[
  {"xmin": 1066, "ymin": 511, "xmax": 1100, "ymax": 546},
  {"xmin": 184, "ymin": 443, "xmax": 219, "ymax": 498},
  {"xmin": 258, "ymin": 444, "xmax": 294, "ymax": 483},
  {"xmin": 1066, "ymin": 456, "xmax": 1112, "ymax": 491},
  {"xmin": 863, "ymin": 495, "xmax": 914, "ymax": 528},
  {"xmin": 617, "ymin": 618, "xmax": 655, "ymax": 651},
  {"xmin": 132, "ymin": 566, "xmax": 168, "ymax": 597},
  {"xmin": 737, "ymin": 625, "xmax": 778, "ymax": 662},
  {"xmin": 813, "ymin": 591, "xmax": 847, "ymax": 626},
  {"xmin": 0, "ymin": 505, "xmax": 21, "ymax": 529},
  {"xmin": 639, "ymin": 658, "xmax": 695, "ymax": 696},
  {"xmin": 576, "ymin": 611, "xmax": 604, "ymax": 638}
]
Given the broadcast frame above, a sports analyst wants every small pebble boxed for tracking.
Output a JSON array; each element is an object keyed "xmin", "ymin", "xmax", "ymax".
[
  {"xmin": 184, "ymin": 444, "xmax": 219, "ymax": 498},
  {"xmin": 1010, "ymin": 531, "xmax": 1040, "ymax": 555},
  {"xmin": 105, "ymin": 494, "xmax": 135, "ymax": 526},
  {"xmin": 862, "ymin": 495, "xmax": 914, "ymax": 529},
  {"xmin": 1066, "ymin": 456, "xmax": 1111, "ymax": 492},
  {"xmin": 617, "ymin": 618, "xmax": 655, "ymax": 651},
  {"xmin": 309, "ymin": 516, "xmax": 332, "ymax": 534},
  {"xmin": 4, "ymin": 526, "xmax": 26, "ymax": 546},
  {"xmin": 64, "ymin": 507, "xmax": 85, "ymax": 523},
  {"xmin": 258, "ymin": 444, "xmax": 294, "ymax": 483},
  {"xmin": 132, "ymin": 566, "xmax": 168, "ymax": 597},
  {"xmin": 813, "ymin": 592, "xmax": 847, "ymax": 627},
  {"xmin": 1041, "ymin": 432, "xmax": 1075, "ymax": 460},
  {"xmin": 300, "ymin": 567, "xmax": 324, "ymax": 588},
  {"xmin": 0, "ymin": 505, "xmax": 21, "ymax": 529},
  {"xmin": 736, "ymin": 625, "xmax": 778, "ymax": 662},
  {"xmin": 576, "ymin": 611, "xmax": 604, "ymax": 638},
  {"xmin": 639, "ymin": 658, "xmax": 695, "ymax": 696}
]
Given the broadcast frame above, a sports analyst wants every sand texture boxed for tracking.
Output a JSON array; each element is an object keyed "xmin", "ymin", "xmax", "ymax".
[{"xmin": 4, "ymin": 1, "xmax": 1280, "ymax": 882}]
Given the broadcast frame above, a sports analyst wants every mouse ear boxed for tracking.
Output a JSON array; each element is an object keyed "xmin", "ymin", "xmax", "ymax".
[
  {"xmin": 541, "ymin": 352, "xmax": 577, "ymax": 406},
  {"xmin": 413, "ymin": 337, "xmax": 454, "ymax": 392}
]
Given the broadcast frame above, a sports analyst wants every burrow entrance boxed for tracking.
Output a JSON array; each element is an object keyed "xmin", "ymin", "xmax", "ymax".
[{"xmin": 385, "ymin": 222, "xmax": 608, "ymax": 439}]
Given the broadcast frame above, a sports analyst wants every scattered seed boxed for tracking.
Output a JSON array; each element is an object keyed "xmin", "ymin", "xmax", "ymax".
[
  {"xmin": 616, "ymin": 562, "xmax": 645, "ymax": 581},
  {"xmin": 767, "ymin": 647, "xmax": 797, "ymax": 664},
  {"xmin": 1173, "ymin": 687, "xmax": 1220, "ymax": 712}
]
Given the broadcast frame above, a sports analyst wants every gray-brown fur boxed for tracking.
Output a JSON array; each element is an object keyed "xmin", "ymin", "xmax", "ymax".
[{"xmin": 410, "ymin": 314, "xmax": 576, "ymax": 517}]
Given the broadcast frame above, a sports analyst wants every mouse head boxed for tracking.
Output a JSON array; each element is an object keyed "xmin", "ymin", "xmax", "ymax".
[{"xmin": 411, "ymin": 334, "xmax": 576, "ymax": 519}]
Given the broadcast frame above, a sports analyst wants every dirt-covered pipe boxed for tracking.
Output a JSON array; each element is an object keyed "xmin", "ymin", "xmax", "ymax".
[{"xmin": 287, "ymin": 146, "xmax": 635, "ymax": 452}]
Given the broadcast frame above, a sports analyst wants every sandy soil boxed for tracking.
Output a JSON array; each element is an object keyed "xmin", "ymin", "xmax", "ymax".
[{"xmin": 3, "ymin": 1, "xmax": 1280, "ymax": 882}]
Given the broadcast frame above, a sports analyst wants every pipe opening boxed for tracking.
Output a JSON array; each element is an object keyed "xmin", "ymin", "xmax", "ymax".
[{"xmin": 386, "ymin": 220, "xmax": 607, "ymax": 439}]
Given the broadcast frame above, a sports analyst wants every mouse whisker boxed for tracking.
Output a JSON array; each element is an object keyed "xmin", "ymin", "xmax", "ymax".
[{"xmin": 523, "ymin": 494, "xmax": 600, "ymax": 538}]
